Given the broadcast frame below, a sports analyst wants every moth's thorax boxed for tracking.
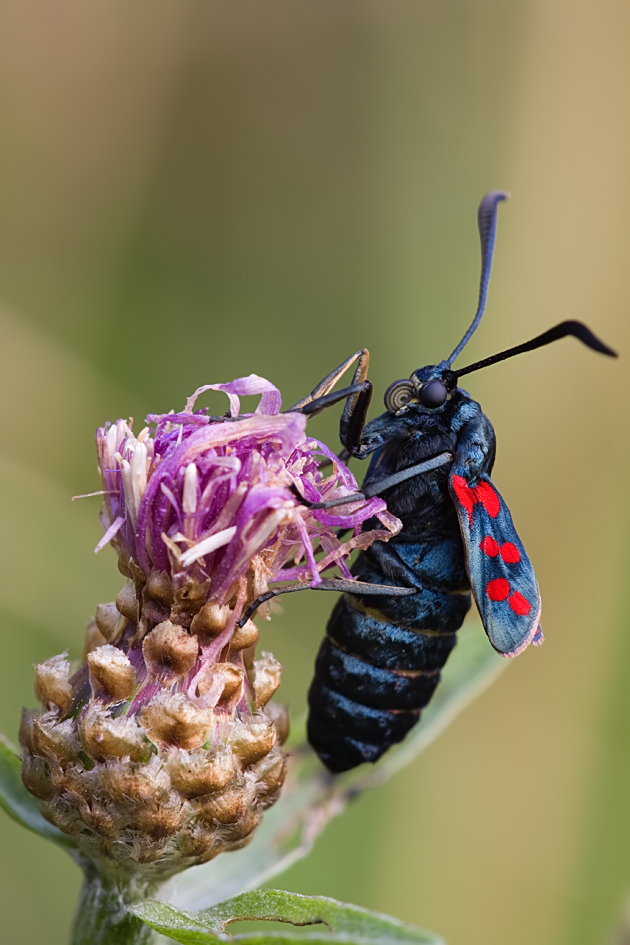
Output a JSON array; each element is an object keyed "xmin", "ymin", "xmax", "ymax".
[
  {"xmin": 361, "ymin": 381, "xmax": 493, "ymax": 533},
  {"xmin": 364, "ymin": 384, "xmax": 479, "ymax": 453}
]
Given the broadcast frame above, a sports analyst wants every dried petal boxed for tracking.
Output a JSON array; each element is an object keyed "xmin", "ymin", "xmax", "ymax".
[
  {"xmin": 32, "ymin": 715, "xmax": 81, "ymax": 764},
  {"xmin": 79, "ymin": 704, "xmax": 149, "ymax": 762},
  {"xmin": 21, "ymin": 755, "xmax": 54, "ymax": 800},
  {"xmin": 95, "ymin": 602, "xmax": 120, "ymax": 640},
  {"xmin": 251, "ymin": 752, "xmax": 287, "ymax": 799},
  {"xmin": 251, "ymin": 652, "xmax": 282, "ymax": 709},
  {"xmin": 229, "ymin": 715, "xmax": 276, "ymax": 767},
  {"xmin": 229, "ymin": 619, "xmax": 259, "ymax": 652},
  {"xmin": 177, "ymin": 824, "xmax": 221, "ymax": 861},
  {"xmin": 141, "ymin": 692, "xmax": 213, "ymax": 750},
  {"xmin": 87, "ymin": 645, "xmax": 136, "ymax": 702},
  {"xmin": 35, "ymin": 654, "xmax": 73, "ymax": 713},
  {"xmin": 142, "ymin": 621, "xmax": 199, "ymax": 682},
  {"xmin": 190, "ymin": 602, "xmax": 231, "ymax": 639},
  {"xmin": 219, "ymin": 806, "xmax": 260, "ymax": 845},
  {"xmin": 100, "ymin": 756, "xmax": 171, "ymax": 805},
  {"xmin": 193, "ymin": 781, "xmax": 255, "ymax": 825},
  {"xmin": 134, "ymin": 799, "xmax": 186, "ymax": 839},
  {"xmin": 82, "ymin": 618, "xmax": 108, "ymax": 660},
  {"xmin": 199, "ymin": 663, "xmax": 244, "ymax": 704},
  {"xmin": 167, "ymin": 748, "xmax": 235, "ymax": 798},
  {"xmin": 18, "ymin": 709, "xmax": 36, "ymax": 752},
  {"xmin": 145, "ymin": 570, "xmax": 174, "ymax": 607},
  {"xmin": 115, "ymin": 581, "xmax": 138, "ymax": 622},
  {"xmin": 264, "ymin": 702, "xmax": 290, "ymax": 746}
]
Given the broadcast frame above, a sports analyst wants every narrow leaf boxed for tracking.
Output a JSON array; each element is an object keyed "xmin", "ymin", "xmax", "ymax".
[
  {"xmin": 165, "ymin": 621, "xmax": 504, "ymax": 910},
  {"xmin": 0, "ymin": 732, "xmax": 77, "ymax": 848},
  {"xmin": 131, "ymin": 889, "xmax": 443, "ymax": 945}
]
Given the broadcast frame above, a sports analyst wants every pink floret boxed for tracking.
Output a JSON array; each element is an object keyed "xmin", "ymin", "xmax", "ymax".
[{"xmin": 95, "ymin": 374, "xmax": 401, "ymax": 624}]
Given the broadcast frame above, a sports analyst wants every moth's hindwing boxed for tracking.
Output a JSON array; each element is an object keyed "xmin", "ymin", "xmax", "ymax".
[{"xmin": 449, "ymin": 468, "xmax": 542, "ymax": 657}]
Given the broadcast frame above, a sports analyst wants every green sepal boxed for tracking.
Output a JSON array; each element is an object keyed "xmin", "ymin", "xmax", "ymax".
[
  {"xmin": 0, "ymin": 732, "xmax": 76, "ymax": 848},
  {"xmin": 130, "ymin": 889, "xmax": 443, "ymax": 945}
]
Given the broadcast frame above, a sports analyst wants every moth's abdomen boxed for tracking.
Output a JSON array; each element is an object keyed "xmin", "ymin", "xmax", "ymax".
[
  {"xmin": 315, "ymin": 635, "xmax": 441, "ymax": 710},
  {"xmin": 307, "ymin": 576, "xmax": 470, "ymax": 772},
  {"xmin": 307, "ymin": 682, "xmax": 420, "ymax": 765}
]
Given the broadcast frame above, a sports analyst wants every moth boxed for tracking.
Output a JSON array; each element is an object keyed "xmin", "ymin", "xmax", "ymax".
[{"xmin": 244, "ymin": 193, "xmax": 617, "ymax": 772}]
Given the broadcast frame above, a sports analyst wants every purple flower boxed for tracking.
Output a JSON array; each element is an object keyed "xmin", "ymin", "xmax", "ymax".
[
  {"xmin": 96, "ymin": 373, "xmax": 401, "ymax": 623},
  {"xmin": 21, "ymin": 374, "xmax": 401, "ymax": 879}
]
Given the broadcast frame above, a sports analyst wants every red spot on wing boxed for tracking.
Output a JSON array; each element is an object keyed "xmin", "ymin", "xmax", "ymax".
[
  {"xmin": 452, "ymin": 474, "xmax": 501, "ymax": 529},
  {"xmin": 500, "ymin": 542, "xmax": 520, "ymax": 563},
  {"xmin": 509, "ymin": 591, "xmax": 531, "ymax": 615},
  {"xmin": 480, "ymin": 536, "xmax": 499, "ymax": 556},
  {"xmin": 452, "ymin": 475, "xmax": 475, "ymax": 526},
  {"xmin": 474, "ymin": 481, "xmax": 500, "ymax": 518},
  {"xmin": 487, "ymin": 578, "xmax": 510, "ymax": 601}
]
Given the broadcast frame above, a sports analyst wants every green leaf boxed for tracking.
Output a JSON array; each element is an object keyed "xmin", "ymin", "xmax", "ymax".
[
  {"xmin": 0, "ymin": 732, "xmax": 77, "ymax": 848},
  {"xmin": 165, "ymin": 621, "xmax": 505, "ymax": 910},
  {"xmin": 130, "ymin": 889, "xmax": 443, "ymax": 945}
]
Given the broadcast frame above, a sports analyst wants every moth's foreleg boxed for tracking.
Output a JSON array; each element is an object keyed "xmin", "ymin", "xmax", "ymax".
[
  {"xmin": 288, "ymin": 348, "xmax": 369, "ymax": 412},
  {"xmin": 288, "ymin": 381, "xmax": 371, "ymax": 418},
  {"xmin": 339, "ymin": 349, "xmax": 372, "ymax": 454}
]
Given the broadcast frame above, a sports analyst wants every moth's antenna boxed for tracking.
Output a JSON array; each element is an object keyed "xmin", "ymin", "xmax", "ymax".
[
  {"xmin": 443, "ymin": 191, "xmax": 508, "ymax": 368},
  {"xmin": 451, "ymin": 320, "xmax": 618, "ymax": 379}
]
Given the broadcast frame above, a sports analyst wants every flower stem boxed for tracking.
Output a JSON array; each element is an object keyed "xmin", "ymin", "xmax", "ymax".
[{"xmin": 70, "ymin": 861, "xmax": 160, "ymax": 945}]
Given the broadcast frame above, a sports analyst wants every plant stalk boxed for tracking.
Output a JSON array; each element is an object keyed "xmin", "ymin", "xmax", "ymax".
[{"xmin": 70, "ymin": 859, "xmax": 162, "ymax": 945}]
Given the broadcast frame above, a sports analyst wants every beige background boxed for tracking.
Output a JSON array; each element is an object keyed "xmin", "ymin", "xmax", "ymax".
[{"xmin": 0, "ymin": 3, "xmax": 628, "ymax": 943}]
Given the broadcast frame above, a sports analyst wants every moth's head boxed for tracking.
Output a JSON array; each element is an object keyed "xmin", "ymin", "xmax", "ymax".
[
  {"xmin": 383, "ymin": 365, "xmax": 461, "ymax": 417},
  {"xmin": 383, "ymin": 192, "xmax": 617, "ymax": 419}
]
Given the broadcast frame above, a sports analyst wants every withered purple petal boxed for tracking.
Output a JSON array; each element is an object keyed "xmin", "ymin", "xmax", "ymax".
[{"xmin": 96, "ymin": 377, "xmax": 402, "ymax": 622}]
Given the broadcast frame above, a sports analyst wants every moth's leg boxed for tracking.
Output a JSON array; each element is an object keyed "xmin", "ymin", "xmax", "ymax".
[
  {"xmin": 238, "ymin": 576, "xmax": 417, "ymax": 626},
  {"xmin": 363, "ymin": 541, "xmax": 424, "ymax": 590},
  {"xmin": 332, "ymin": 349, "xmax": 373, "ymax": 457},
  {"xmin": 285, "ymin": 347, "xmax": 373, "ymax": 455},
  {"xmin": 339, "ymin": 384, "xmax": 373, "ymax": 456},
  {"xmin": 238, "ymin": 582, "xmax": 309, "ymax": 626},
  {"xmin": 288, "ymin": 381, "xmax": 371, "ymax": 418},
  {"xmin": 306, "ymin": 452, "xmax": 453, "ymax": 510},
  {"xmin": 338, "ymin": 349, "xmax": 371, "ymax": 452},
  {"xmin": 288, "ymin": 349, "xmax": 370, "ymax": 412},
  {"xmin": 361, "ymin": 451, "xmax": 452, "ymax": 496}
]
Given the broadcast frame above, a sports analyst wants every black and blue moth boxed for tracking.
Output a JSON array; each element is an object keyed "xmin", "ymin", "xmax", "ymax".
[{"xmin": 243, "ymin": 193, "xmax": 617, "ymax": 773}]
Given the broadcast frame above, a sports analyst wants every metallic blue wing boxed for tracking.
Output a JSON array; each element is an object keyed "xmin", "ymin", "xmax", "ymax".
[{"xmin": 448, "ymin": 467, "xmax": 542, "ymax": 657}]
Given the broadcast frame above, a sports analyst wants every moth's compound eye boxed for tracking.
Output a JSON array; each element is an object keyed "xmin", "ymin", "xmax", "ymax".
[
  {"xmin": 384, "ymin": 379, "xmax": 416, "ymax": 413},
  {"xmin": 419, "ymin": 380, "xmax": 448, "ymax": 408}
]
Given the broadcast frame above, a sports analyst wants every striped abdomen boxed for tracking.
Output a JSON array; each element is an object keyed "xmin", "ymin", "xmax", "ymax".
[{"xmin": 307, "ymin": 536, "xmax": 471, "ymax": 772}]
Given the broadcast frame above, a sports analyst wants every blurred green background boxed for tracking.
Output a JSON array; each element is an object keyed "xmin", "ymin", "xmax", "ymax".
[{"xmin": 0, "ymin": 1, "xmax": 629, "ymax": 943}]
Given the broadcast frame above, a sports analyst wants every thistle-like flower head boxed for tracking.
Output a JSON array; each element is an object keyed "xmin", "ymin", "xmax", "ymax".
[
  {"xmin": 21, "ymin": 374, "xmax": 400, "ymax": 878},
  {"xmin": 96, "ymin": 374, "xmax": 398, "ymax": 602}
]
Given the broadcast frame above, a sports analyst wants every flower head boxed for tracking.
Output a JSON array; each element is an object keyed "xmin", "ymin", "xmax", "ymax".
[
  {"xmin": 97, "ymin": 373, "xmax": 399, "ymax": 605},
  {"xmin": 21, "ymin": 374, "xmax": 400, "ymax": 878}
]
